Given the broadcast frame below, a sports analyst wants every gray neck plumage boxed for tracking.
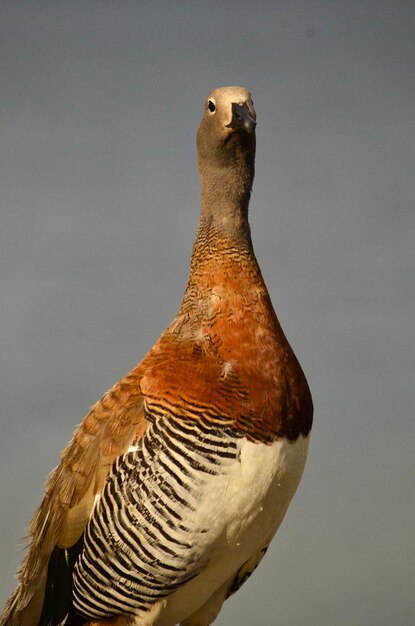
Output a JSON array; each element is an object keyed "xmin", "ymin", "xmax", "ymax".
[{"xmin": 195, "ymin": 140, "xmax": 255, "ymax": 252}]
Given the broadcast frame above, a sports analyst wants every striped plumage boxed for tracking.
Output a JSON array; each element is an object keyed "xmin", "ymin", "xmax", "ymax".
[
  {"xmin": 1, "ymin": 86, "xmax": 313, "ymax": 626},
  {"xmin": 73, "ymin": 416, "xmax": 240, "ymax": 617}
]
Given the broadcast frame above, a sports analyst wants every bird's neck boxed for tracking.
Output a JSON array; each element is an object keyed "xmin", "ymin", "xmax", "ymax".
[
  {"xmin": 193, "ymin": 150, "xmax": 255, "ymax": 264},
  {"xmin": 178, "ymin": 146, "xmax": 274, "ymax": 340}
]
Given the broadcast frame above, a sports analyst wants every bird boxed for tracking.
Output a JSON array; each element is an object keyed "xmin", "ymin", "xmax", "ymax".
[{"xmin": 1, "ymin": 86, "xmax": 313, "ymax": 626}]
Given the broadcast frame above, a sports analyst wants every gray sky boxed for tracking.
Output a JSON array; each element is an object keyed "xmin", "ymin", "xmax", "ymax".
[{"xmin": 1, "ymin": 2, "xmax": 414, "ymax": 624}]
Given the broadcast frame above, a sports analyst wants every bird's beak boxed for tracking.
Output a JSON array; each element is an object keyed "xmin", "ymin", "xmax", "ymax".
[{"xmin": 226, "ymin": 102, "xmax": 257, "ymax": 134}]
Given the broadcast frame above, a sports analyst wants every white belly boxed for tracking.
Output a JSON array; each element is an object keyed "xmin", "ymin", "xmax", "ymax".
[{"xmin": 141, "ymin": 434, "xmax": 310, "ymax": 626}]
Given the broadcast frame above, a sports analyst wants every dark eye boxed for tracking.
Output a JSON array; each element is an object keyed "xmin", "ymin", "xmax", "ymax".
[{"xmin": 208, "ymin": 100, "xmax": 216, "ymax": 113}]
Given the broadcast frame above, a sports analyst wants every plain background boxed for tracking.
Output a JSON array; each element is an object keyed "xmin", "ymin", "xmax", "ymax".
[{"xmin": 1, "ymin": 2, "xmax": 414, "ymax": 624}]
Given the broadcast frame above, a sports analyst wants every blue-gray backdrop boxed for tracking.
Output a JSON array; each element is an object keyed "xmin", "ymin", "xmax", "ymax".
[{"xmin": 1, "ymin": 2, "xmax": 414, "ymax": 624}]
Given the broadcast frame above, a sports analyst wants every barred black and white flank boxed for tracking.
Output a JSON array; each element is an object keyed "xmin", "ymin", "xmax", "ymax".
[{"xmin": 73, "ymin": 417, "xmax": 240, "ymax": 617}]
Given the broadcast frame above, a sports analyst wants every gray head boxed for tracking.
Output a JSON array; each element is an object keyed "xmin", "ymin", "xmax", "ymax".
[{"xmin": 197, "ymin": 86, "xmax": 256, "ymax": 169}]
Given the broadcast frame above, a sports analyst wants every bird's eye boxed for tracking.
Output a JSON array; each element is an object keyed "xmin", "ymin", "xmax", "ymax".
[{"xmin": 208, "ymin": 100, "xmax": 216, "ymax": 113}]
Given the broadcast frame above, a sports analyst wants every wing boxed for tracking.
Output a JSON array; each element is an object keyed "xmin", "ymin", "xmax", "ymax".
[{"xmin": 1, "ymin": 365, "xmax": 147, "ymax": 626}]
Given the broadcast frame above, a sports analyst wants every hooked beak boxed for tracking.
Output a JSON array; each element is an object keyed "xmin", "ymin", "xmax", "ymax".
[{"xmin": 226, "ymin": 102, "xmax": 257, "ymax": 134}]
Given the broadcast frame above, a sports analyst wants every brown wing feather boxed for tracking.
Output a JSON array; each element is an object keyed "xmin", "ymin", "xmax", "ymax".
[{"xmin": 1, "ymin": 367, "xmax": 147, "ymax": 626}]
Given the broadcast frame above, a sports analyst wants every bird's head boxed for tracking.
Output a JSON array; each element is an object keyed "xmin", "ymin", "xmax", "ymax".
[{"xmin": 197, "ymin": 86, "xmax": 256, "ymax": 168}]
